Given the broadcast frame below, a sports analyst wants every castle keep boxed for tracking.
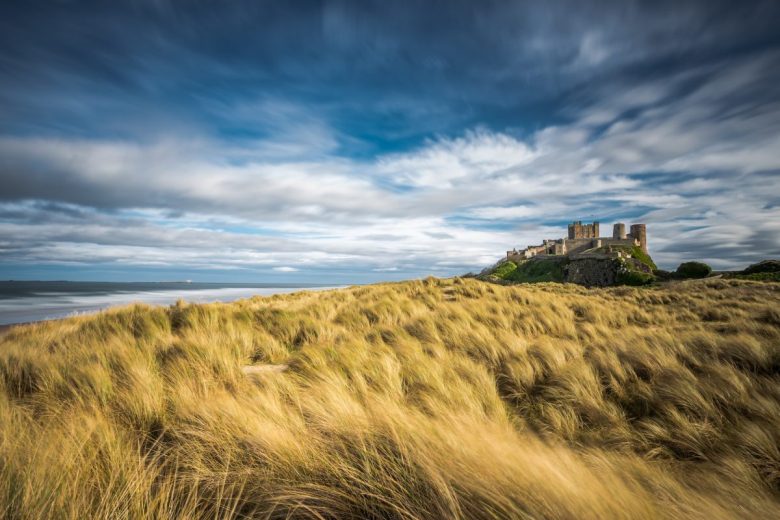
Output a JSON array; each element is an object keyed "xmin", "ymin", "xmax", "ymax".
[
  {"xmin": 507, "ymin": 220, "xmax": 648, "ymax": 262},
  {"xmin": 568, "ymin": 221, "xmax": 599, "ymax": 239}
]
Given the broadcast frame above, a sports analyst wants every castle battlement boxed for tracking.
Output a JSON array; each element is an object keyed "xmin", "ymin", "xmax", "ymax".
[{"xmin": 506, "ymin": 220, "xmax": 648, "ymax": 261}]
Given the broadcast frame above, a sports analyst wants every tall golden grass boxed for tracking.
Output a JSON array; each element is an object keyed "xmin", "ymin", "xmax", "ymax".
[{"xmin": 1, "ymin": 277, "xmax": 779, "ymax": 519}]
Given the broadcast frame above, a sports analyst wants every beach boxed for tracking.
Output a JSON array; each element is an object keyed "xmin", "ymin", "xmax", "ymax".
[{"xmin": 0, "ymin": 281, "xmax": 342, "ymax": 326}]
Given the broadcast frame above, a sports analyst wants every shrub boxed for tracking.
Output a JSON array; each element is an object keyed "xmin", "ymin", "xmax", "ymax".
[
  {"xmin": 617, "ymin": 269, "xmax": 655, "ymax": 286},
  {"xmin": 742, "ymin": 260, "xmax": 780, "ymax": 275},
  {"xmin": 676, "ymin": 261, "xmax": 712, "ymax": 279}
]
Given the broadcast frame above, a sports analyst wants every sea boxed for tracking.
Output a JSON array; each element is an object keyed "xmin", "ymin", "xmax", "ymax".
[{"xmin": 0, "ymin": 281, "xmax": 342, "ymax": 326}]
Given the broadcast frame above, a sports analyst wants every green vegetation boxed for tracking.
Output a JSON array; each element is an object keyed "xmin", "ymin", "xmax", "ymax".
[
  {"xmin": 616, "ymin": 266, "xmax": 655, "ymax": 286},
  {"xmin": 721, "ymin": 260, "xmax": 780, "ymax": 282},
  {"xmin": 586, "ymin": 245, "xmax": 657, "ymax": 271},
  {"xmin": 492, "ymin": 260, "xmax": 518, "ymax": 279},
  {"xmin": 630, "ymin": 245, "xmax": 657, "ymax": 270},
  {"xmin": 616, "ymin": 253, "xmax": 657, "ymax": 286},
  {"xmin": 652, "ymin": 269, "xmax": 673, "ymax": 281},
  {"xmin": 676, "ymin": 261, "xmax": 713, "ymax": 279},
  {"xmin": 2, "ymin": 279, "xmax": 780, "ymax": 518},
  {"xmin": 743, "ymin": 260, "xmax": 780, "ymax": 275},
  {"xmin": 493, "ymin": 258, "xmax": 567, "ymax": 283},
  {"xmin": 491, "ymin": 254, "xmax": 656, "ymax": 287},
  {"xmin": 730, "ymin": 271, "xmax": 780, "ymax": 282}
]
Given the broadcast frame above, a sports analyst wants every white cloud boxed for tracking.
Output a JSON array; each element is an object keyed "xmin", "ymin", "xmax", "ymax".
[
  {"xmin": 376, "ymin": 129, "xmax": 536, "ymax": 188},
  {"xmin": 2, "ymin": 52, "xmax": 779, "ymax": 274},
  {"xmin": 273, "ymin": 266, "xmax": 299, "ymax": 272},
  {"xmin": 467, "ymin": 206, "xmax": 536, "ymax": 220}
]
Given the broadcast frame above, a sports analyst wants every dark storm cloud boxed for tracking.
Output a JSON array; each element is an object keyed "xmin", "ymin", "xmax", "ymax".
[
  {"xmin": 3, "ymin": 0, "xmax": 779, "ymax": 140},
  {"xmin": 1, "ymin": 0, "xmax": 780, "ymax": 278}
]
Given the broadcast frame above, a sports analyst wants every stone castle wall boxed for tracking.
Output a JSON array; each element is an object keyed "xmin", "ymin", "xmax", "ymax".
[
  {"xmin": 597, "ymin": 237, "xmax": 637, "ymax": 248},
  {"xmin": 563, "ymin": 238, "xmax": 597, "ymax": 255},
  {"xmin": 507, "ymin": 220, "xmax": 647, "ymax": 262}
]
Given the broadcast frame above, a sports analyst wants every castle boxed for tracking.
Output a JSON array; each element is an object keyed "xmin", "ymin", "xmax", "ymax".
[{"xmin": 506, "ymin": 220, "xmax": 648, "ymax": 262}]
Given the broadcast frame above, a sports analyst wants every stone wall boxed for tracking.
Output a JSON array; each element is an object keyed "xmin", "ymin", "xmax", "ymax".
[
  {"xmin": 596, "ymin": 238, "xmax": 637, "ymax": 248},
  {"xmin": 562, "ymin": 238, "xmax": 598, "ymax": 255}
]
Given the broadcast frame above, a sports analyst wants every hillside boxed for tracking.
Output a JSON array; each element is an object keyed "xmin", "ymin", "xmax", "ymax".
[
  {"xmin": 483, "ymin": 245, "xmax": 656, "ymax": 286},
  {"xmin": 1, "ymin": 278, "xmax": 779, "ymax": 518},
  {"xmin": 725, "ymin": 260, "xmax": 780, "ymax": 282}
]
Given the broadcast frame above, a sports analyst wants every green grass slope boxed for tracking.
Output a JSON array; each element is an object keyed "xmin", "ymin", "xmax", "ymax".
[
  {"xmin": 488, "ymin": 258, "xmax": 567, "ymax": 283},
  {"xmin": 732, "ymin": 272, "xmax": 780, "ymax": 282},
  {"xmin": 629, "ymin": 245, "xmax": 657, "ymax": 270},
  {"xmin": 726, "ymin": 260, "xmax": 780, "ymax": 282}
]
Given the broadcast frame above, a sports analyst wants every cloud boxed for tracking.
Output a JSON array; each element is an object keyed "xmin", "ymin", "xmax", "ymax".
[
  {"xmin": 467, "ymin": 206, "xmax": 537, "ymax": 220},
  {"xmin": 2, "ymin": 49, "xmax": 780, "ymax": 273},
  {"xmin": 1, "ymin": 1, "xmax": 779, "ymax": 279},
  {"xmin": 376, "ymin": 129, "xmax": 535, "ymax": 188},
  {"xmin": 273, "ymin": 266, "xmax": 299, "ymax": 272}
]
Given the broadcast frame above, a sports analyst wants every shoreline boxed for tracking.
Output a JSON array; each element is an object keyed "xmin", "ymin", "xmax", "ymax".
[{"xmin": 0, "ymin": 285, "xmax": 348, "ymax": 334}]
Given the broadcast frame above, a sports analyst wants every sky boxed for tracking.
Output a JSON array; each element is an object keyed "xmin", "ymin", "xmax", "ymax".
[{"xmin": 1, "ymin": 0, "xmax": 779, "ymax": 283}]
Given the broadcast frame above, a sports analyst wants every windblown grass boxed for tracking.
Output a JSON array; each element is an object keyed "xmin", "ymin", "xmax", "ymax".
[{"xmin": 1, "ymin": 277, "xmax": 779, "ymax": 519}]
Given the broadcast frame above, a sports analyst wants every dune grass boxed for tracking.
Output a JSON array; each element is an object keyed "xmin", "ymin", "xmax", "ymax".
[{"xmin": 1, "ymin": 277, "xmax": 779, "ymax": 519}]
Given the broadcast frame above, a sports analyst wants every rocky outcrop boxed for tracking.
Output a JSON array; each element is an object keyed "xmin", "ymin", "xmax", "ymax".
[
  {"xmin": 564, "ymin": 258, "xmax": 619, "ymax": 287},
  {"xmin": 564, "ymin": 257, "xmax": 653, "ymax": 287}
]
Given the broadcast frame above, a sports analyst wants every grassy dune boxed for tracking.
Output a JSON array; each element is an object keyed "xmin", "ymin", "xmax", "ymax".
[{"xmin": 1, "ymin": 278, "xmax": 779, "ymax": 519}]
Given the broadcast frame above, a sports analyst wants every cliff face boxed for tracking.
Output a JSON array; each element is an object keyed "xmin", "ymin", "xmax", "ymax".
[
  {"xmin": 564, "ymin": 258, "xmax": 619, "ymax": 286},
  {"xmin": 564, "ymin": 256, "xmax": 654, "ymax": 287}
]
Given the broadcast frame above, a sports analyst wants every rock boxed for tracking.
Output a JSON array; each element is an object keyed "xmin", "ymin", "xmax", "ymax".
[{"xmin": 564, "ymin": 258, "xmax": 619, "ymax": 287}]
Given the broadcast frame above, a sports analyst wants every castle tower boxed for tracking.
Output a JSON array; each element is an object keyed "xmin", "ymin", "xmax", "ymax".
[
  {"xmin": 613, "ymin": 222, "xmax": 626, "ymax": 239},
  {"xmin": 629, "ymin": 224, "xmax": 647, "ymax": 253},
  {"xmin": 568, "ymin": 221, "xmax": 580, "ymax": 239},
  {"xmin": 568, "ymin": 220, "xmax": 599, "ymax": 239}
]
